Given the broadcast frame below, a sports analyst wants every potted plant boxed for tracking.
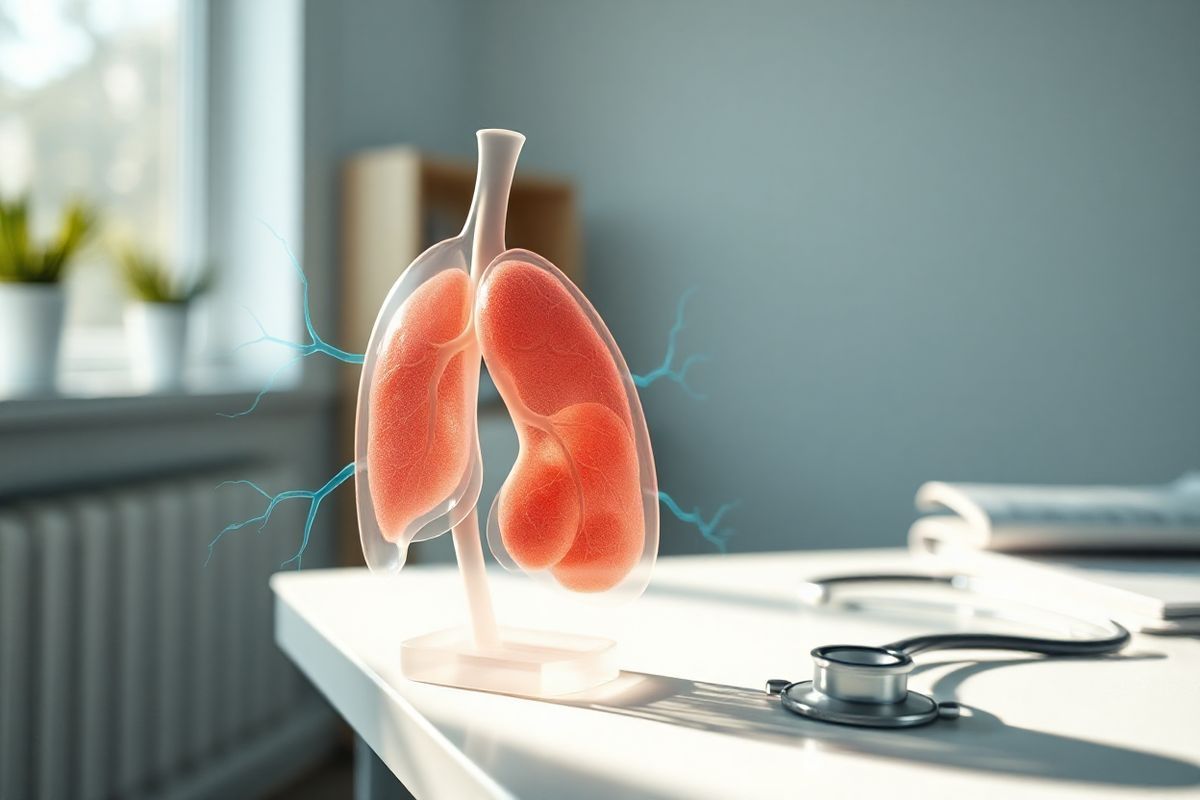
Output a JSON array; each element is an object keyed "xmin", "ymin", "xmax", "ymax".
[
  {"xmin": 0, "ymin": 196, "xmax": 96, "ymax": 396},
  {"xmin": 119, "ymin": 247, "xmax": 213, "ymax": 393}
]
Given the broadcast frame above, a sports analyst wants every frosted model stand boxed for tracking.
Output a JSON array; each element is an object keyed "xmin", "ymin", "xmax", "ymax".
[
  {"xmin": 405, "ymin": 509, "xmax": 618, "ymax": 698},
  {"xmin": 359, "ymin": 130, "xmax": 619, "ymax": 697}
]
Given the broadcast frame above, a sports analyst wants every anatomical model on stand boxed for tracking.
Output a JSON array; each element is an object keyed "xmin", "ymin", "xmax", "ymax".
[{"xmin": 354, "ymin": 130, "xmax": 659, "ymax": 696}]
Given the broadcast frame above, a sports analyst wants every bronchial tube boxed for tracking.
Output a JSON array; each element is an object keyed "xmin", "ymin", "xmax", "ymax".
[{"xmin": 465, "ymin": 130, "xmax": 525, "ymax": 282}]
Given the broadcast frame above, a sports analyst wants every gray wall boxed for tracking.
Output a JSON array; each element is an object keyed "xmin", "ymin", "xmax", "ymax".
[{"xmin": 311, "ymin": 0, "xmax": 1200, "ymax": 554}]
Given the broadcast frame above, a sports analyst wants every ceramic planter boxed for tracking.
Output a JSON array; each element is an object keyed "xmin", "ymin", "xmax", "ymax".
[
  {"xmin": 0, "ymin": 282, "xmax": 65, "ymax": 396},
  {"xmin": 125, "ymin": 301, "xmax": 188, "ymax": 392}
]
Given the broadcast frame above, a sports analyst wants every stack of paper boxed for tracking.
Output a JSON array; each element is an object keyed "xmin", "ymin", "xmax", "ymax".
[{"xmin": 910, "ymin": 474, "xmax": 1200, "ymax": 634}]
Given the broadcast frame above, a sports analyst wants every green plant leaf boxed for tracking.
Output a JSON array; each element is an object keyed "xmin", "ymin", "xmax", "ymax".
[
  {"xmin": 0, "ymin": 195, "xmax": 95, "ymax": 283},
  {"xmin": 118, "ymin": 245, "xmax": 215, "ymax": 303}
]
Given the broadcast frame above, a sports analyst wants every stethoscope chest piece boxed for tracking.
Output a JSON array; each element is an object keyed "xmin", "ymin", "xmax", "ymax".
[
  {"xmin": 768, "ymin": 645, "xmax": 960, "ymax": 729},
  {"xmin": 772, "ymin": 573, "xmax": 1130, "ymax": 730}
]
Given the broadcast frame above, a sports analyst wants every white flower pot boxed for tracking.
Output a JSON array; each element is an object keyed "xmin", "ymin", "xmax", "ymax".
[
  {"xmin": 0, "ymin": 283, "xmax": 65, "ymax": 396},
  {"xmin": 125, "ymin": 302, "xmax": 189, "ymax": 392}
]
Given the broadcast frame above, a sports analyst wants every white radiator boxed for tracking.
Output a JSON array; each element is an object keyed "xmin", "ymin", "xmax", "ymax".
[{"xmin": 0, "ymin": 467, "xmax": 338, "ymax": 800}]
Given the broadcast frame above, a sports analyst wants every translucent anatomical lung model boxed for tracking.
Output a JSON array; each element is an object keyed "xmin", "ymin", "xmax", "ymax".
[
  {"xmin": 478, "ymin": 251, "xmax": 657, "ymax": 598},
  {"xmin": 354, "ymin": 130, "xmax": 658, "ymax": 696},
  {"xmin": 368, "ymin": 270, "xmax": 474, "ymax": 540},
  {"xmin": 355, "ymin": 220, "xmax": 484, "ymax": 574}
]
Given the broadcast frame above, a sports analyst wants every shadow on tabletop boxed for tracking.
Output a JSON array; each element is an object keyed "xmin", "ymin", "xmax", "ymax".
[{"xmin": 548, "ymin": 652, "xmax": 1197, "ymax": 788}]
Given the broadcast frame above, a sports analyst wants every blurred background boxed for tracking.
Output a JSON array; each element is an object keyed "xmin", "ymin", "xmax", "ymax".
[{"xmin": 1, "ymin": 0, "xmax": 1197, "ymax": 797}]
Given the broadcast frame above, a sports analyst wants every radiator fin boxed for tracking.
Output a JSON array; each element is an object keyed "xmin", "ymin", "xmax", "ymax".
[
  {"xmin": 77, "ymin": 495, "xmax": 117, "ymax": 800},
  {"xmin": 0, "ymin": 512, "xmax": 33, "ymax": 800}
]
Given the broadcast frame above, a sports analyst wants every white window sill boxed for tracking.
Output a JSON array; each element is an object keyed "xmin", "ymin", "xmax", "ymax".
[{"xmin": 0, "ymin": 368, "xmax": 335, "ymax": 431}]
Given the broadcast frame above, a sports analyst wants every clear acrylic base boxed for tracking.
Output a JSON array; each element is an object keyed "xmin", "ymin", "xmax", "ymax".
[{"xmin": 400, "ymin": 626, "xmax": 618, "ymax": 697}]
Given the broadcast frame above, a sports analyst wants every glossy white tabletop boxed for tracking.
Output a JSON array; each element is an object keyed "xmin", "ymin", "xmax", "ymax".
[{"xmin": 272, "ymin": 549, "xmax": 1200, "ymax": 799}]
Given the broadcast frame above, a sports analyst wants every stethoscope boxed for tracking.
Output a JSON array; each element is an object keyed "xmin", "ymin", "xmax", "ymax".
[{"xmin": 766, "ymin": 573, "xmax": 1131, "ymax": 729}]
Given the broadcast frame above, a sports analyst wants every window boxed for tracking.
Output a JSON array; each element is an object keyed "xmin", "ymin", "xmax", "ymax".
[
  {"xmin": 0, "ymin": 0, "xmax": 308, "ymax": 399},
  {"xmin": 0, "ymin": 0, "xmax": 199, "ymax": 381}
]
